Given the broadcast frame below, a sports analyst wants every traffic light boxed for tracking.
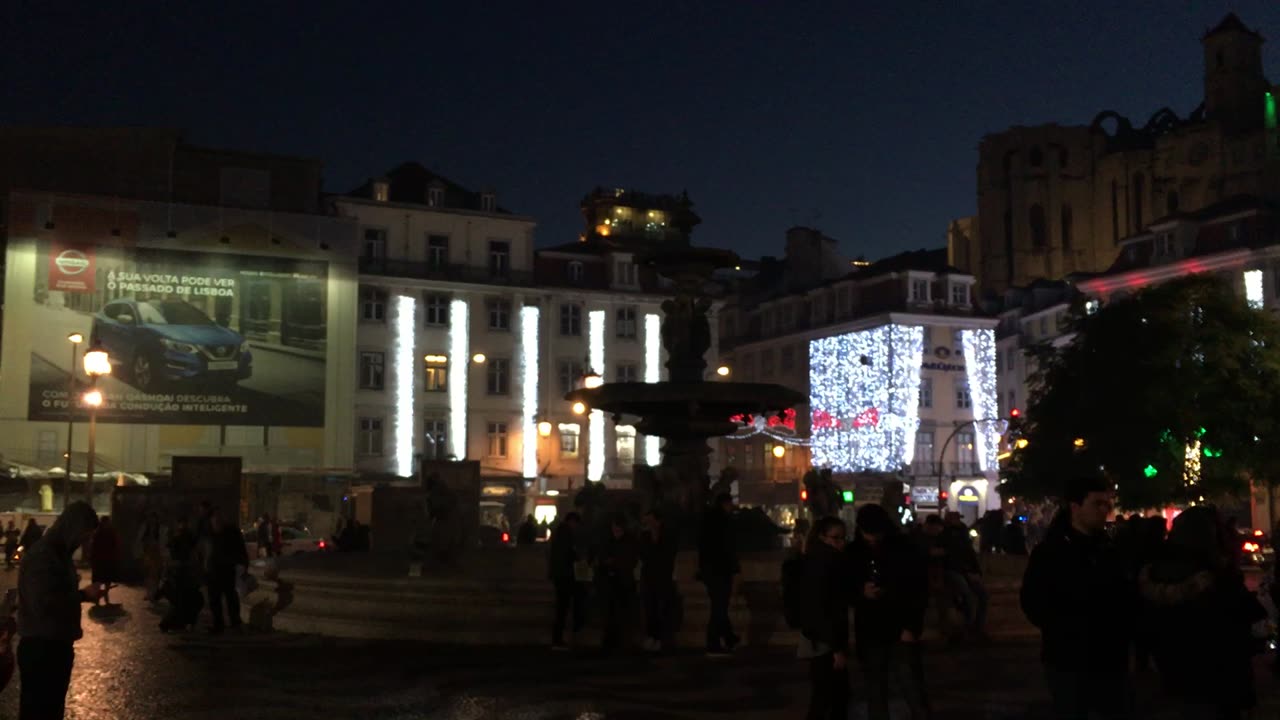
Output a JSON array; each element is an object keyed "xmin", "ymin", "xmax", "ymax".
[
  {"xmin": 1010, "ymin": 408, "xmax": 1021, "ymax": 419},
  {"xmin": 841, "ymin": 490, "xmax": 854, "ymax": 504},
  {"xmin": 800, "ymin": 488, "xmax": 809, "ymax": 502}
]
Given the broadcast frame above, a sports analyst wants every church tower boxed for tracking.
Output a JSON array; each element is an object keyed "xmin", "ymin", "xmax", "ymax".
[{"xmin": 1202, "ymin": 13, "xmax": 1269, "ymax": 133}]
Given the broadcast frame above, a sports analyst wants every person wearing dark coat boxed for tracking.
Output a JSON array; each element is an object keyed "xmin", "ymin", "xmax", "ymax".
[
  {"xmin": 4, "ymin": 520, "xmax": 19, "ymax": 569},
  {"xmin": 204, "ymin": 510, "xmax": 248, "ymax": 634},
  {"xmin": 88, "ymin": 516, "xmax": 121, "ymax": 605},
  {"xmin": 698, "ymin": 493, "xmax": 740, "ymax": 656},
  {"xmin": 1139, "ymin": 506, "xmax": 1266, "ymax": 719},
  {"xmin": 160, "ymin": 520, "xmax": 202, "ymax": 632},
  {"xmin": 848, "ymin": 504, "xmax": 930, "ymax": 720},
  {"xmin": 638, "ymin": 510, "xmax": 678, "ymax": 652},
  {"xmin": 548, "ymin": 513, "xmax": 585, "ymax": 650},
  {"xmin": 1020, "ymin": 476, "xmax": 1134, "ymax": 719},
  {"xmin": 16, "ymin": 501, "xmax": 101, "ymax": 720},
  {"xmin": 517, "ymin": 514, "xmax": 538, "ymax": 547},
  {"xmin": 18, "ymin": 519, "xmax": 43, "ymax": 553},
  {"xmin": 596, "ymin": 517, "xmax": 639, "ymax": 651},
  {"xmin": 799, "ymin": 516, "xmax": 851, "ymax": 720}
]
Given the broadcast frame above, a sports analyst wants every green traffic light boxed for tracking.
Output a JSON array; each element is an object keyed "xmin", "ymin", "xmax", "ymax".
[
  {"xmin": 841, "ymin": 490, "xmax": 854, "ymax": 503},
  {"xmin": 1143, "ymin": 464, "xmax": 1159, "ymax": 478}
]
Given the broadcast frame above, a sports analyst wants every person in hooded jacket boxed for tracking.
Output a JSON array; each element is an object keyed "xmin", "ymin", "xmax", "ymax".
[
  {"xmin": 205, "ymin": 509, "xmax": 249, "ymax": 634},
  {"xmin": 16, "ymin": 500, "xmax": 101, "ymax": 720},
  {"xmin": 799, "ymin": 516, "xmax": 851, "ymax": 720},
  {"xmin": 848, "ymin": 504, "xmax": 930, "ymax": 720},
  {"xmin": 1139, "ymin": 505, "xmax": 1266, "ymax": 719},
  {"xmin": 548, "ymin": 512, "xmax": 586, "ymax": 650},
  {"xmin": 596, "ymin": 516, "xmax": 639, "ymax": 651}
]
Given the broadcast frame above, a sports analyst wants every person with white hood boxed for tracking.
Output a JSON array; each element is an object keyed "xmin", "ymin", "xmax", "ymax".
[{"xmin": 16, "ymin": 501, "xmax": 100, "ymax": 719}]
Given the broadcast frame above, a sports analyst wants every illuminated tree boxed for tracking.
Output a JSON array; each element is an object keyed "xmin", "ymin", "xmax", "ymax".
[{"xmin": 1004, "ymin": 275, "xmax": 1280, "ymax": 508}]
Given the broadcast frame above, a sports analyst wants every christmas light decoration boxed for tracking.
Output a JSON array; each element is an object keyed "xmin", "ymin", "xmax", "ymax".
[
  {"xmin": 448, "ymin": 299, "xmax": 470, "ymax": 459},
  {"xmin": 643, "ymin": 312, "xmax": 661, "ymax": 466},
  {"xmin": 393, "ymin": 295, "xmax": 416, "ymax": 477},
  {"xmin": 588, "ymin": 309, "xmax": 605, "ymax": 481},
  {"xmin": 808, "ymin": 324, "xmax": 924, "ymax": 472},
  {"xmin": 520, "ymin": 305, "xmax": 540, "ymax": 478},
  {"xmin": 961, "ymin": 328, "xmax": 999, "ymax": 471},
  {"xmin": 1244, "ymin": 270, "xmax": 1264, "ymax": 310},
  {"xmin": 1184, "ymin": 440, "xmax": 1201, "ymax": 485}
]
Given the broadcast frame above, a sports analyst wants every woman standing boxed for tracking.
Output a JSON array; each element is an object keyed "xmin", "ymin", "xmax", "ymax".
[{"xmin": 89, "ymin": 516, "xmax": 121, "ymax": 606}]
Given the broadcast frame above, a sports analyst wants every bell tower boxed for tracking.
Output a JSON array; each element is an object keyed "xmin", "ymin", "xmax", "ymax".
[{"xmin": 1202, "ymin": 13, "xmax": 1269, "ymax": 133}]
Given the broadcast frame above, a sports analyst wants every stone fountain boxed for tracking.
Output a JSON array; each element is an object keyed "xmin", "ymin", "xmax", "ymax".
[{"xmin": 566, "ymin": 244, "xmax": 805, "ymax": 528}]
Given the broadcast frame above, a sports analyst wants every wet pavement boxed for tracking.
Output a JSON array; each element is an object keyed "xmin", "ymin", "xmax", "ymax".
[{"xmin": 0, "ymin": 580, "xmax": 1275, "ymax": 719}]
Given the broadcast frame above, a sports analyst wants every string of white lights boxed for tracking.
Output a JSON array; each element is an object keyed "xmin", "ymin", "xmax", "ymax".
[
  {"xmin": 520, "ymin": 305, "xmax": 540, "ymax": 479},
  {"xmin": 643, "ymin": 313, "xmax": 661, "ymax": 466},
  {"xmin": 448, "ymin": 299, "xmax": 469, "ymax": 460},
  {"xmin": 1245, "ymin": 269, "xmax": 1264, "ymax": 310},
  {"xmin": 393, "ymin": 295, "xmax": 417, "ymax": 477},
  {"xmin": 961, "ymin": 328, "xmax": 999, "ymax": 472},
  {"xmin": 588, "ymin": 309, "xmax": 605, "ymax": 481}
]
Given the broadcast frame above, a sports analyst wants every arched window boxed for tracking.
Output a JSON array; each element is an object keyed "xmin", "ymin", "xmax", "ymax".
[
  {"xmin": 1132, "ymin": 173, "xmax": 1145, "ymax": 231},
  {"xmin": 1029, "ymin": 204, "xmax": 1047, "ymax": 249},
  {"xmin": 1029, "ymin": 146, "xmax": 1044, "ymax": 167},
  {"xmin": 1061, "ymin": 205, "xmax": 1073, "ymax": 250}
]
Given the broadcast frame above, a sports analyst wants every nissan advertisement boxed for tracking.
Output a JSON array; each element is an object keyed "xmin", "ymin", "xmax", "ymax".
[{"xmin": 29, "ymin": 243, "xmax": 328, "ymax": 427}]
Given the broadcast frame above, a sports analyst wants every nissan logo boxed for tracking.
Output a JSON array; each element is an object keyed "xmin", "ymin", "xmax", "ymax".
[{"xmin": 54, "ymin": 249, "xmax": 90, "ymax": 275}]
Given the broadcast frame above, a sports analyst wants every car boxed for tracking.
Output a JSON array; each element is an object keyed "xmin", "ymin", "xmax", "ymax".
[
  {"xmin": 1239, "ymin": 528, "xmax": 1275, "ymax": 567},
  {"xmin": 243, "ymin": 526, "xmax": 330, "ymax": 560},
  {"xmin": 90, "ymin": 298, "xmax": 252, "ymax": 392}
]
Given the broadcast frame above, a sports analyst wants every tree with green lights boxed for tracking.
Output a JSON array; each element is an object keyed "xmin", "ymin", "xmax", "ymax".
[{"xmin": 1003, "ymin": 275, "xmax": 1280, "ymax": 508}]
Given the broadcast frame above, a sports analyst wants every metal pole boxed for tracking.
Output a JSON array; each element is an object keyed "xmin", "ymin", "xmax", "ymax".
[
  {"xmin": 64, "ymin": 343, "xmax": 77, "ymax": 510},
  {"xmin": 86, "ymin": 387, "xmax": 97, "ymax": 508}
]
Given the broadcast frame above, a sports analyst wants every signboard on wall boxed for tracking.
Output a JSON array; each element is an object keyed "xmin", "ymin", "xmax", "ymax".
[
  {"xmin": 27, "ymin": 244, "xmax": 328, "ymax": 427},
  {"xmin": 910, "ymin": 486, "xmax": 940, "ymax": 506}
]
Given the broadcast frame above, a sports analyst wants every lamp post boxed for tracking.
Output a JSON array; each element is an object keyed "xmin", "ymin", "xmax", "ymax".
[
  {"xmin": 81, "ymin": 344, "xmax": 112, "ymax": 507},
  {"xmin": 934, "ymin": 418, "xmax": 1006, "ymax": 510},
  {"xmin": 64, "ymin": 333, "xmax": 84, "ymax": 510}
]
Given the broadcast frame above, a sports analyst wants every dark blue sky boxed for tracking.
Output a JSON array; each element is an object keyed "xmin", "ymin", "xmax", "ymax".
[{"xmin": 5, "ymin": 2, "xmax": 1279, "ymax": 261}]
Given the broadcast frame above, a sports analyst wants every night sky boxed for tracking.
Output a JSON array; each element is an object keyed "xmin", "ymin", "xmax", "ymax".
[{"xmin": 5, "ymin": 2, "xmax": 1280, "ymax": 262}]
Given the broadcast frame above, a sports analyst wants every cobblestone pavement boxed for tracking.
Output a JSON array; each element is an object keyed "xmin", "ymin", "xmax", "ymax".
[{"xmin": 0, "ymin": 580, "xmax": 1276, "ymax": 719}]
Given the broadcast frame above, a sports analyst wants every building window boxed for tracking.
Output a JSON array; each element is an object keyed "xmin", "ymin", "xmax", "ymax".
[
  {"xmin": 487, "ymin": 422, "xmax": 508, "ymax": 458},
  {"xmin": 616, "ymin": 425, "xmax": 636, "ymax": 467},
  {"xmin": 1006, "ymin": 347, "xmax": 1017, "ymax": 371},
  {"xmin": 956, "ymin": 431, "xmax": 976, "ymax": 468},
  {"xmin": 427, "ymin": 185, "xmax": 444, "ymax": 208},
  {"xmin": 567, "ymin": 261, "xmax": 583, "ymax": 283},
  {"xmin": 1039, "ymin": 315, "xmax": 1049, "ymax": 337},
  {"xmin": 780, "ymin": 345, "xmax": 795, "ymax": 372},
  {"xmin": 615, "ymin": 260, "xmax": 637, "ymax": 286},
  {"xmin": 1006, "ymin": 390, "xmax": 1017, "ymax": 414},
  {"xmin": 424, "ymin": 355, "xmax": 448, "ymax": 392},
  {"xmin": 487, "ymin": 358, "xmax": 510, "ymax": 395},
  {"xmin": 1029, "ymin": 146, "xmax": 1043, "ymax": 167},
  {"xmin": 911, "ymin": 279, "xmax": 930, "ymax": 303},
  {"xmin": 919, "ymin": 377, "xmax": 933, "ymax": 408},
  {"xmin": 956, "ymin": 380, "xmax": 972, "ymax": 409},
  {"xmin": 780, "ymin": 304, "xmax": 796, "ymax": 330},
  {"xmin": 950, "ymin": 283, "xmax": 969, "ymax": 306},
  {"xmin": 358, "ymin": 351, "xmax": 385, "ymax": 390},
  {"xmin": 1029, "ymin": 204, "xmax": 1047, "ymax": 249},
  {"xmin": 424, "ymin": 293, "xmax": 449, "ymax": 326},
  {"xmin": 427, "ymin": 234, "xmax": 449, "ymax": 269},
  {"xmin": 558, "ymin": 423, "xmax": 580, "ymax": 457},
  {"xmin": 372, "ymin": 181, "xmax": 389, "ymax": 202},
  {"xmin": 922, "ymin": 325, "xmax": 933, "ymax": 349},
  {"xmin": 358, "ymin": 417, "xmax": 383, "ymax": 456},
  {"xmin": 1061, "ymin": 205, "xmax": 1073, "ymax": 251},
  {"xmin": 616, "ymin": 363, "xmax": 638, "ymax": 383},
  {"xmin": 615, "ymin": 306, "xmax": 637, "ymax": 339},
  {"xmin": 1132, "ymin": 173, "xmax": 1145, "ymax": 232},
  {"xmin": 761, "ymin": 348, "xmax": 775, "ymax": 377},
  {"xmin": 488, "ymin": 240, "xmax": 510, "ymax": 278},
  {"xmin": 915, "ymin": 431, "xmax": 935, "ymax": 468},
  {"xmin": 995, "ymin": 349, "xmax": 1004, "ymax": 374},
  {"xmin": 1167, "ymin": 191, "xmax": 1180, "ymax": 216},
  {"xmin": 424, "ymin": 418, "xmax": 448, "ymax": 460},
  {"xmin": 559, "ymin": 304, "xmax": 581, "ymax": 336},
  {"xmin": 362, "ymin": 228, "xmax": 387, "ymax": 259},
  {"xmin": 487, "ymin": 298, "xmax": 511, "ymax": 331},
  {"xmin": 360, "ymin": 287, "xmax": 386, "ymax": 322},
  {"xmin": 558, "ymin": 359, "xmax": 584, "ymax": 396},
  {"xmin": 740, "ymin": 353, "xmax": 755, "ymax": 381},
  {"xmin": 480, "ymin": 192, "xmax": 496, "ymax": 213}
]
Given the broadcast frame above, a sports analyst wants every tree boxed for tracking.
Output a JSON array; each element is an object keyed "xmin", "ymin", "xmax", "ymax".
[{"xmin": 1004, "ymin": 275, "xmax": 1280, "ymax": 508}]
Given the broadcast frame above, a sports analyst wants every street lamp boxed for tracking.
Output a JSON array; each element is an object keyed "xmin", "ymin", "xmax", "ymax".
[
  {"xmin": 63, "ymin": 333, "xmax": 84, "ymax": 509},
  {"xmin": 716, "ymin": 365, "xmax": 731, "ymax": 377},
  {"xmin": 772, "ymin": 444, "xmax": 786, "ymax": 459},
  {"xmin": 82, "ymin": 344, "xmax": 111, "ymax": 507},
  {"xmin": 537, "ymin": 420, "xmax": 553, "ymax": 438}
]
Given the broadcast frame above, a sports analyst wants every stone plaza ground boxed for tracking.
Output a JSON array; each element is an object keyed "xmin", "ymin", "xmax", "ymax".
[{"xmin": 0, "ymin": 581, "xmax": 1276, "ymax": 719}]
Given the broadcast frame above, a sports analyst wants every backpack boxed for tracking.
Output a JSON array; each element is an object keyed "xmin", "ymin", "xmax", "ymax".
[{"xmin": 781, "ymin": 553, "xmax": 807, "ymax": 631}]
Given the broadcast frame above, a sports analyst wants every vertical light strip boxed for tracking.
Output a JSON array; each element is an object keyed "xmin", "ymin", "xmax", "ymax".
[
  {"xmin": 448, "ymin": 299, "xmax": 470, "ymax": 460},
  {"xmin": 643, "ymin": 313, "xmax": 661, "ymax": 465},
  {"xmin": 520, "ymin": 305, "xmax": 540, "ymax": 478},
  {"xmin": 393, "ymin": 295, "xmax": 417, "ymax": 477},
  {"xmin": 891, "ymin": 325, "xmax": 925, "ymax": 465},
  {"xmin": 1244, "ymin": 269, "xmax": 1264, "ymax": 309},
  {"xmin": 588, "ymin": 309, "xmax": 605, "ymax": 481},
  {"xmin": 961, "ymin": 328, "xmax": 999, "ymax": 472}
]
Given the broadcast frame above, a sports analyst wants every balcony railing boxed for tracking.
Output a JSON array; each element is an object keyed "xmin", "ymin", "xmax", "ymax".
[
  {"xmin": 359, "ymin": 257, "xmax": 535, "ymax": 287},
  {"xmin": 908, "ymin": 460, "xmax": 985, "ymax": 477}
]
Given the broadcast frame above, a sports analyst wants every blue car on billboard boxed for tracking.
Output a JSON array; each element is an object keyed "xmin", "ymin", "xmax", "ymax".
[{"xmin": 90, "ymin": 298, "xmax": 253, "ymax": 392}]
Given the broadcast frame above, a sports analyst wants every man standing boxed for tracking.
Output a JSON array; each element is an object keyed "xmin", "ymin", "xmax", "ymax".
[
  {"xmin": 548, "ymin": 512, "xmax": 586, "ymax": 650},
  {"xmin": 942, "ymin": 512, "xmax": 988, "ymax": 641},
  {"xmin": 698, "ymin": 493, "xmax": 740, "ymax": 657},
  {"xmin": 1021, "ymin": 475, "xmax": 1133, "ymax": 718},
  {"xmin": 16, "ymin": 501, "xmax": 101, "ymax": 719},
  {"xmin": 800, "ymin": 516, "xmax": 850, "ymax": 720},
  {"xmin": 639, "ymin": 510, "xmax": 677, "ymax": 652},
  {"xmin": 205, "ymin": 510, "xmax": 249, "ymax": 634}
]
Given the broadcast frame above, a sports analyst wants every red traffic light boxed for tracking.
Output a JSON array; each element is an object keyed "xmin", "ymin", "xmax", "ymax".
[
  {"xmin": 1010, "ymin": 408, "xmax": 1021, "ymax": 419},
  {"xmin": 501, "ymin": 532, "xmax": 510, "ymax": 544},
  {"xmin": 940, "ymin": 491, "xmax": 949, "ymax": 501},
  {"xmin": 800, "ymin": 488, "xmax": 809, "ymax": 502}
]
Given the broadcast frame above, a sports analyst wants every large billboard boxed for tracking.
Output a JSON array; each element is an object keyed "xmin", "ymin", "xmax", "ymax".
[{"xmin": 28, "ymin": 243, "xmax": 328, "ymax": 427}]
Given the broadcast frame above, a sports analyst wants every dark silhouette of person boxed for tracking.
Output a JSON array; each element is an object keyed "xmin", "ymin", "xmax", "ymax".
[
  {"xmin": 698, "ymin": 493, "xmax": 740, "ymax": 656},
  {"xmin": 205, "ymin": 510, "xmax": 248, "ymax": 634},
  {"xmin": 1021, "ymin": 475, "xmax": 1134, "ymax": 718},
  {"xmin": 638, "ymin": 510, "xmax": 677, "ymax": 652},
  {"xmin": 548, "ymin": 513, "xmax": 586, "ymax": 650},
  {"xmin": 517, "ymin": 514, "xmax": 538, "ymax": 546},
  {"xmin": 799, "ymin": 516, "xmax": 851, "ymax": 720},
  {"xmin": 596, "ymin": 516, "xmax": 638, "ymax": 651}
]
